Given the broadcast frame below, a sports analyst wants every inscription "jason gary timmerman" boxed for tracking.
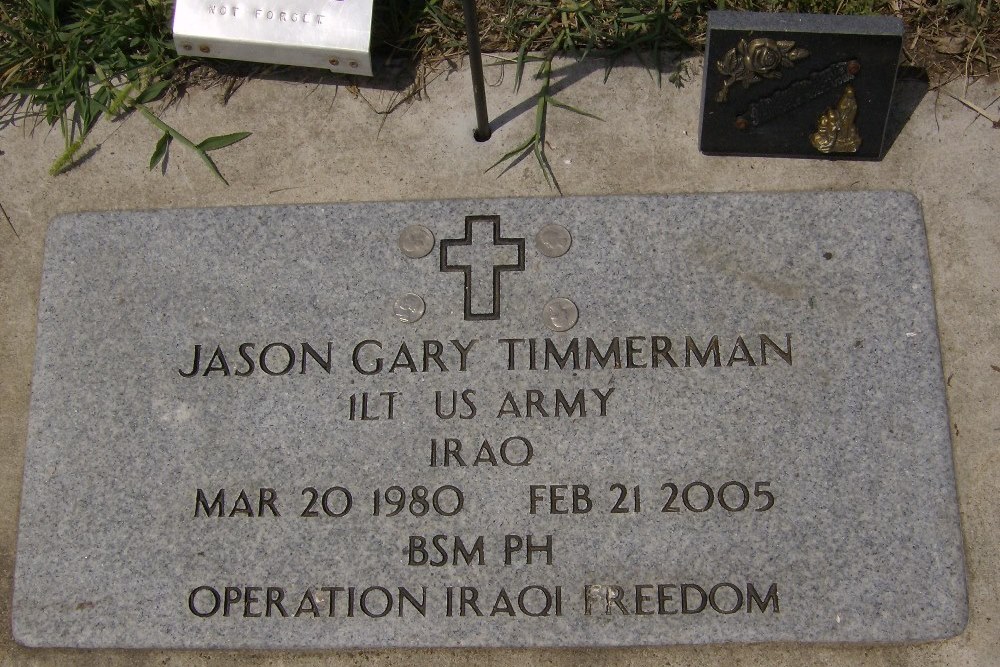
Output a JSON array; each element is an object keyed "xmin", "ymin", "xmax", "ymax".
[{"xmin": 178, "ymin": 334, "xmax": 794, "ymax": 377}]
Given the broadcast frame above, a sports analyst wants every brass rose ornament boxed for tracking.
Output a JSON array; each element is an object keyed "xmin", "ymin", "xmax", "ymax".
[{"xmin": 715, "ymin": 37, "xmax": 810, "ymax": 103}]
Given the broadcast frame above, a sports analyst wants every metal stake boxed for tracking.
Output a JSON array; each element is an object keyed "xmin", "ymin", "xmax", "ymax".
[{"xmin": 460, "ymin": 0, "xmax": 491, "ymax": 141}]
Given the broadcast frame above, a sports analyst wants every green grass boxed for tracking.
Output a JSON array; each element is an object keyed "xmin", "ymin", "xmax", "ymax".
[
  {"xmin": 0, "ymin": 0, "xmax": 249, "ymax": 181},
  {"xmin": 484, "ymin": 56, "xmax": 610, "ymax": 193},
  {"xmin": 1, "ymin": 0, "xmax": 997, "ymax": 185},
  {"xmin": 470, "ymin": 0, "xmax": 701, "ymax": 190}
]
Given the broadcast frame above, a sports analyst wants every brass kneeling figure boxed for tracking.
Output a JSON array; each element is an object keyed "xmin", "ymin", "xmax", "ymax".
[{"xmin": 811, "ymin": 86, "xmax": 862, "ymax": 154}]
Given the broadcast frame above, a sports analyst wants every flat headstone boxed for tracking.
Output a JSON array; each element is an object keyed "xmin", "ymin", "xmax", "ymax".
[
  {"xmin": 14, "ymin": 193, "xmax": 966, "ymax": 648},
  {"xmin": 700, "ymin": 12, "xmax": 904, "ymax": 159}
]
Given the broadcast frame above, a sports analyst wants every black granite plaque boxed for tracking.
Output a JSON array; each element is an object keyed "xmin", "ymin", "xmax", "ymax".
[{"xmin": 699, "ymin": 11, "xmax": 904, "ymax": 159}]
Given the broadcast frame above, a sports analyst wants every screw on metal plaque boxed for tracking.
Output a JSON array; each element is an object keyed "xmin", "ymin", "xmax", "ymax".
[
  {"xmin": 394, "ymin": 293, "xmax": 426, "ymax": 323},
  {"xmin": 535, "ymin": 224, "xmax": 572, "ymax": 257},
  {"xmin": 399, "ymin": 225, "xmax": 435, "ymax": 258},
  {"xmin": 543, "ymin": 298, "xmax": 579, "ymax": 332},
  {"xmin": 440, "ymin": 216, "xmax": 525, "ymax": 321}
]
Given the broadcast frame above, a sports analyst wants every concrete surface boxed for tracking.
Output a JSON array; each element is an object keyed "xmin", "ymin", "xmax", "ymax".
[{"xmin": 1, "ymin": 54, "xmax": 998, "ymax": 665}]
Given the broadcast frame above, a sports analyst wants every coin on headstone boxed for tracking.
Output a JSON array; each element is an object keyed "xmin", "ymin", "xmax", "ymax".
[
  {"xmin": 535, "ymin": 224, "xmax": 572, "ymax": 257},
  {"xmin": 398, "ymin": 225, "xmax": 435, "ymax": 258},
  {"xmin": 543, "ymin": 297, "xmax": 578, "ymax": 331},
  {"xmin": 394, "ymin": 293, "xmax": 426, "ymax": 323}
]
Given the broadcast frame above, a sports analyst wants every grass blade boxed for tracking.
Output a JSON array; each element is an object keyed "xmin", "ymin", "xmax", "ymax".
[
  {"xmin": 148, "ymin": 131, "xmax": 171, "ymax": 169},
  {"xmin": 196, "ymin": 132, "xmax": 252, "ymax": 152},
  {"xmin": 486, "ymin": 135, "xmax": 536, "ymax": 172},
  {"xmin": 515, "ymin": 12, "xmax": 554, "ymax": 92},
  {"xmin": 547, "ymin": 96, "xmax": 604, "ymax": 121},
  {"xmin": 197, "ymin": 151, "xmax": 229, "ymax": 186},
  {"xmin": 135, "ymin": 79, "xmax": 171, "ymax": 104}
]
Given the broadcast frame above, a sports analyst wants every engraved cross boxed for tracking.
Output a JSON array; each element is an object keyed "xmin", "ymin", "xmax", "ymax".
[{"xmin": 440, "ymin": 216, "xmax": 526, "ymax": 321}]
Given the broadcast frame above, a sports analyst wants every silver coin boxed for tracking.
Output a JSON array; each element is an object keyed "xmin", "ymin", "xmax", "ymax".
[
  {"xmin": 535, "ymin": 224, "xmax": 572, "ymax": 258},
  {"xmin": 543, "ymin": 297, "xmax": 579, "ymax": 332},
  {"xmin": 398, "ymin": 225, "xmax": 435, "ymax": 258},
  {"xmin": 394, "ymin": 293, "xmax": 426, "ymax": 323}
]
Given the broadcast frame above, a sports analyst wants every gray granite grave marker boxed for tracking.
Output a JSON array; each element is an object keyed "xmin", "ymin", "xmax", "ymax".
[{"xmin": 14, "ymin": 193, "xmax": 966, "ymax": 648}]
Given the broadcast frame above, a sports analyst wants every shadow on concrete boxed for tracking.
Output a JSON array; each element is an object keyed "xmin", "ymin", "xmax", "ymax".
[
  {"xmin": 487, "ymin": 54, "xmax": 686, "ymax": 134},
  {"xmin": 884, "ymin": 65, "xmax": 930, "ymax": 156},
  {"xmin": 175, "ymin": 54, "xmax": 421, "ymax": 107},
  {"xmin": 187, "ymin": 51, "xmax": 687, "ymax": 131}
]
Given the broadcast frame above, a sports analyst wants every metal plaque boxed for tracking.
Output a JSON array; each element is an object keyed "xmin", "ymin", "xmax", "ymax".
[
  {"xmin": 172, "ymin": 0, "xmax": 373, "ymax": 76},
  {"xmin": 699, "ymin": 12, "xmax": 904, "ymax": 159}
]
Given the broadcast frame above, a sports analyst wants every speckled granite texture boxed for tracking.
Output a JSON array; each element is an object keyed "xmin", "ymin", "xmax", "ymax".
[{"xmin": 13, "ymin": 193, "xmax": 966, "ymax": 648}]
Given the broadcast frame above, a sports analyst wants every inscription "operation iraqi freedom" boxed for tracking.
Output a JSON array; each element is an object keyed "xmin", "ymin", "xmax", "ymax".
[{"xmin": 186, "ymin": 582, "xmax": 780, "ymax": 619}]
